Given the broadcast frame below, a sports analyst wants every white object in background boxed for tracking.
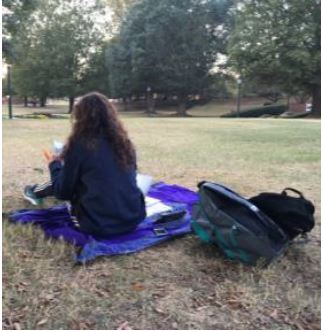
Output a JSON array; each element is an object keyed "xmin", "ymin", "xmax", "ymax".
[
  {"xmin": 52, "ymin": 140, "xmax": 64, "ymax": 157},
  {"xmin": 146, "ymin": 202, "xmax": 172, "ymax": 217},
  {"xmin": 136, "ymin": 173, "xmax": 153, "ymax": 196}
]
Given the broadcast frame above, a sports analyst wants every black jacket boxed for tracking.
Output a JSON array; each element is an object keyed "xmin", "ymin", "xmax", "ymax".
[{"xmin": 49, "ymin": 137, "xmax": 146, "ymax": 237}]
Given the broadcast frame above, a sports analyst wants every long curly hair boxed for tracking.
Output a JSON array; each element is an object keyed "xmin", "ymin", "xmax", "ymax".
[{"xmin": 62, "ymin": 92, "xmax": 136, "ymax": 169}]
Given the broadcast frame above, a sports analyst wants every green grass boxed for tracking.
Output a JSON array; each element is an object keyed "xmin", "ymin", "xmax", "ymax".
[{"xmin": 2, "ymin": 115, "xmax": 321, "ymax": 329}]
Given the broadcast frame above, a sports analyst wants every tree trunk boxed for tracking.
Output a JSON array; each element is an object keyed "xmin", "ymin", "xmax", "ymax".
[
  {"xmin": 40, "ymin": 96, "xmax": 46, "ymax": 107},
  {"xmin": 146, "ymin": 92, "xmax": 156, "ymax": 115},
  {"xmin": 286, "ymin": 95, "xmax": 290, "ymax": 110},
  {"xmin": 123, "ymin": 97, "xmax": 128, "ymax": 111},
  {"xmin": 24, "ymin": 96, "xmax": 28, "ymax": 107},
  {"xmin": 312, "ymin": 84, "xmax": 321, "ymax": 117},
  {"xmin": 177, "ymin": 97, "xmax": 187, "ymax": 116},
  {"xmin": 123, "ymin": 97, "xmax": 131, "ymax": 111},
  {"xmin": 69, "ymin": 96, "xmax": 75, "ymax": 113}
]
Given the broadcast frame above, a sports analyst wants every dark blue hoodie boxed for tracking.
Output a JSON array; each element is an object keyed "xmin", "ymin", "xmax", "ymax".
[{"xmin": 49, "ymin": 137, "xmax": 146, "ymax": 237}]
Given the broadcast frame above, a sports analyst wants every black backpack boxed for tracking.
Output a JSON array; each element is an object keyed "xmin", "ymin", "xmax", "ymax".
[
  {"xmin": 249, "ymin": 188, "xmax": 315, "ymax": 240},
  {"xmin": 191, "ymin": 182, "xmax": 289, "ymax": 266}
]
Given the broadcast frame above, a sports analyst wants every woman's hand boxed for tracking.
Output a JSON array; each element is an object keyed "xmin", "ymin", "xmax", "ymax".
[{"xmin": 42, "ymin": 149, "xmax": 61, "ymax": 164}]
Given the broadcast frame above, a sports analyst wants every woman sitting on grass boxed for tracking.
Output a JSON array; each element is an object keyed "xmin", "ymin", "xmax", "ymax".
[{"xmin": 23, "ymin": 92, "xmax": 146, "ymax": 237}]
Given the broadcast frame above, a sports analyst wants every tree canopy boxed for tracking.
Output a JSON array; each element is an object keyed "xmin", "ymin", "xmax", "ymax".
[
  {"xmin": 228, "ymin": 0, "xmax": 321, "ymax": 115},
  {"xmin": 2, "ymin": 0, "xmax": 321, "ymax": 116},
  {"xmin": 107, "ymin": 0, "xmax": 232, "ymax": 114},
  {"xmin": 8, "ymin": 0, "xmax": 109, "ymax": 110},
  {"xmin": 2, "ymin": 0, "xmax": 39, "ymax": 61}
]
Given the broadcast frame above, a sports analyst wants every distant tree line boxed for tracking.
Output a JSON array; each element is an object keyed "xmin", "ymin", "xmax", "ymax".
[{"xmin": 2, "ymin": 0, "xmax": 321, "ymax": 116}]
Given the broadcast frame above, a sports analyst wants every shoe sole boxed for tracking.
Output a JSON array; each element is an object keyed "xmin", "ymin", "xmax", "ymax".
[{"xmin": 23, "ymin": 192, "xmax": 41, "ymax": 206}]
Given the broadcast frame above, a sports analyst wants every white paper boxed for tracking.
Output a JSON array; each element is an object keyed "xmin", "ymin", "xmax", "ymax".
[
  {"xmin": 52, "ymin": 140, "xmax": 64, "ymax": 156},
  {"xmin": 145, "ymin": 196, "xmax": 172, "ymax": 217},
  {"xmin": 145, "ymin": 196, "xmax": 161, "ymax": 207}
]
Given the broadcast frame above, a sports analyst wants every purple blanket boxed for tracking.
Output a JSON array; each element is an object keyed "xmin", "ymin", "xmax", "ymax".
[{"xmin": 9, "ymin": 182, "xmax": 198, "ymax": 263}]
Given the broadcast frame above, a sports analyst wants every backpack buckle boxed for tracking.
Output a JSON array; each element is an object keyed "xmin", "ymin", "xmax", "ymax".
[{"xmin": 153, "ymin": 227, "xmax": 168, "ymax": 237}]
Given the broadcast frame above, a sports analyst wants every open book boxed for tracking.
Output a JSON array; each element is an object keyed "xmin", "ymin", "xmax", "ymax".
[
  {"xmin": 137, "ymin": 174, "xmax": 172, "ymax": 217},
  {"xmin": 145, "ymin": 196, "xmax": 172, "ymax": 217}
]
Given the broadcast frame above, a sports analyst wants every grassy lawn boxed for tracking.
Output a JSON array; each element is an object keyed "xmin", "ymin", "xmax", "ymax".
[{"xmin": 2, "ymin": 115, "xmax": 321, "ymax": 329}]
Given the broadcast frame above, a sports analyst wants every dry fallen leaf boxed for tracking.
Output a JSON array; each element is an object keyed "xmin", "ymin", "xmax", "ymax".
[
  {"xmin": 130, "ymin": 282, "xmax": 144, "ymax": 292},
  {"xmin": 154, "ymin": 306, "xmax": 165, "ymax": 314},
  {"xmin": 117, "ymin": 321, "xmax": 132, "ymax": 330},
  {"xmin": 36, "ymin": 318, "xmax": 48, "ymax": 326},
  {"xmin": 69, "ymin": 319, "xmax": 92, "ymax": 330},
  {"xmin": 196, "ymin": 305, "xmax": 210, "ymax": 311},
  {"xmin": 96, "ymin": 271, "xmax": 111, "ymax": 278},
  {"xmin": 226, "ymin": 299, "xmax": 245, "ymax": 310},
  {"xmin": 42, "ymin": 293, "xmax": 55, "ymax": 305},
  {"xmin": 171, "ymin": 322, "xmax": 178, "ymax": 329},
  {"xmin": 269, "ymin": 309, "xmax": 279, "ymax": 320},
  {"xmin": 94, "ymin": 288, "xmax": 107, "ymax": 297},
  {"xmin": 13, "ymin": 322, "xmax": 21, "ymax": 330}
]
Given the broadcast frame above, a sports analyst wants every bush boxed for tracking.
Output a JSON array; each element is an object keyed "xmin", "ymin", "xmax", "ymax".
[{"xmin": 221, "ymin": 104, "xmax": 287, "ymax": 118}]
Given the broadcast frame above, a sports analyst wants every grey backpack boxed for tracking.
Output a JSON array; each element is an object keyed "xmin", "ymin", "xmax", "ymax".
[{"xmin": 191, "ymin": 182, "xmax": 289, "ymax": 266}]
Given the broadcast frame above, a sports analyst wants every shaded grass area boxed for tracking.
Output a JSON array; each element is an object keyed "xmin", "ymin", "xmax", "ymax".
[
  {"xmin": 2, "ymin": 104, "xmax": 69, "ymax": 116},
  {"xmin": 3, "ymin": 97, "xmax": 279, "ymax": 118},
  {"xmin": 2, "ymin": 117, "xmax": 321, "ymax": 329}
]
